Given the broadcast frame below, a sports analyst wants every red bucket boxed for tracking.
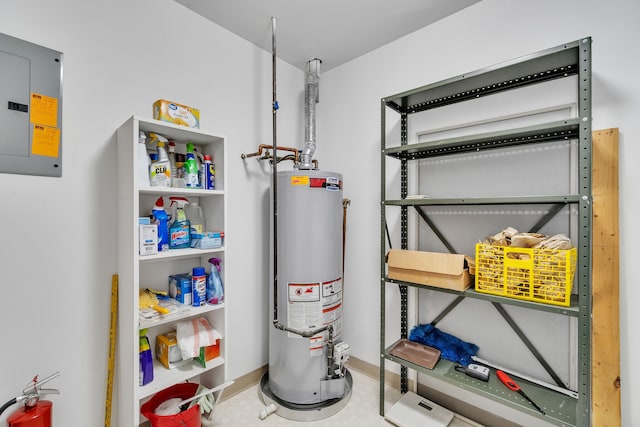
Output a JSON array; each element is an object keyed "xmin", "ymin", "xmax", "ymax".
[{"xmin": 140, "ymin": 383, "xmax": 201, "ymax": 427}]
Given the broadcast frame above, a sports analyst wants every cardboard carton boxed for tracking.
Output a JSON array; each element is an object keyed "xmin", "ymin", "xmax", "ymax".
[{"xmin": 387, "ymin": 249, "xmax": 473, "ymax": 291}]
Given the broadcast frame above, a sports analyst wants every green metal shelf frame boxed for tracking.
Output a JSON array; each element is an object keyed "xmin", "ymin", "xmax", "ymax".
[{"xmin": 379, "ymin": 38, "xmax": 592, "ymax": 426}]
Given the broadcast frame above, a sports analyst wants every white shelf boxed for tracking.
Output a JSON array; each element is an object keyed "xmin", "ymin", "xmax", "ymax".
[
  {"xmin": 138, "ymin": 356, "xmax": 225, "ymax": 400},
  {"xmin": 138, "ymin": 247, "xmax": 225, "ymax": 262},
  {"xmin": 117, "ymin": 116, "xmax": 228, "ymax": 426},
  {"xmin": 139, "ymin": 302, "xmax": 225, "ymax": 329},
  {"xmin": 139, "ymin": 186, "xmax": 224, "ymax": 197}
]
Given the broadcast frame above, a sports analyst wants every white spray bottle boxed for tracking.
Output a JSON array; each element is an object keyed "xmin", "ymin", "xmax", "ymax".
[
  {"xmin": 138, "ymin": 131, "xmax": 150, "ymax": 187},
  {"xmin": 149, "ymin": 132, "xmax": 171, "ymax": 187}
]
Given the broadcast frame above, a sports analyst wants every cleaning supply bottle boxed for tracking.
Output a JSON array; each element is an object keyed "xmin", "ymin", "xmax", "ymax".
[
  {"xmin": 186, "ymin": 200, "xmax": 205, "ymax": 235},
  {"xmin": 193, "ymin": 146, "xmax": 205, "ymax": 187},
  {"xmin": 207, "ymin": 258, "xmax": 224, "ymax": 305},
  {"xmin": 151, "ymin": 197, "xmax": 169, "ymax": 252},
  {"xmin": 184, "ymin": 142, "xmax": 200, "ymax": 188},
  {"xmin": 169, "ymin": 196, "xmax": 191, "ymax": 249},
  {"xmin": 174, "ymin": 153, "xmax": 186, "ymax": 188},
  {"xmin": 138, "ymin": 131, "xmax": 150, "ymax": 187},
  {"xmin": 139, "ymin": 329, "xmax": 154, "ymax": 386},
  {"xmin": 168, "ymin": 140, "xmax": 178, "ymax": 187},
  {"xmin": 202, "ymin": 154, "xmax": 215, "ymax": 190},
  {"xmin": 149, "ymin": 133, "xmax": 171, "ymax": 187},
  {"xmin": 192, "ymin": 267, "xmax": 207, "ymax": 307}
]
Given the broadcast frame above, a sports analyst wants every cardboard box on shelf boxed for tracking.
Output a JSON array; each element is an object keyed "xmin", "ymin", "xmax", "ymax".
[
  {"xmin": 153, "ymin": 99, "xmax": 200, "ymax": 128},
  {"xmin": 194, "ymin": 339, "xmax": 221, "ymax": 368},
  {"xmin": 387, "ymin": 249, "xmax": 473, "ymax": 291},
  {"xmin": 138, "ymin": 224, "xmax": 158, "ymax": 256},
  {"xmin": 156, "ymin": 331, "xmax": 183, "ymax": 369}
]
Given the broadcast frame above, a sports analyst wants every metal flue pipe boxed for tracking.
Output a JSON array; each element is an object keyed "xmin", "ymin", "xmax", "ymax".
[{"xmin": 299, "ymin": 58, "xmax": 321, "ymax": 170}]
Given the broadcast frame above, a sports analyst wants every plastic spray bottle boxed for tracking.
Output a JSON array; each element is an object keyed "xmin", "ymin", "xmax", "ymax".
[
  {"xmin": 138, "ymin": 131, "xmax": 150, "ymax": 187},
  {"xmin": 169, "ymin": 196, "xmax": 191, "ymax": 249},
  {"xmin": 184, "ymin": 143, "xmax": 200, "ymax": 188},
  {"xmin": 149, "ymin": 132, "xmax": 171, "ymax": 187},
  {"xmin": 151, "ymin": 197, "xmax": 169, "ymax": 252},
  {"xmin": 207, "ymin": 258, "xmax": 224, "ymax": 305}
]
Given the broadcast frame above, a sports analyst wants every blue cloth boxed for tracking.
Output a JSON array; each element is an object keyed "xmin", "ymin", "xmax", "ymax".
[{"xmin": 409, "ymin": 324, "xmax": 478, "ymax": 367}]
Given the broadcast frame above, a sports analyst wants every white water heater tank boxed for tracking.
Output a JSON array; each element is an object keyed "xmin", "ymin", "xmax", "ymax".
[{"xmin": 269, "ymin": 169, "xmax": 344, "ymax": 404}]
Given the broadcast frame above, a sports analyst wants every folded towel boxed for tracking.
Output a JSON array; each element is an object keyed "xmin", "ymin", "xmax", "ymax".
[
  {"xmin": 409, "ymin": 324, "xmax": 478, "ymax": 367},
  {"xmin": 176, "ymin": 317, "xmax": 222, "ymax": 360}
]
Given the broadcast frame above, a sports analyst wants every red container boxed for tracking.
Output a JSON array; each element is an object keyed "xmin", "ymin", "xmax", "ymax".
[
  {"xmin": 140, "ymin": 383, "xmax": 201, "ymax": 427},
  {"xmin": 7, "ymin": 401, "xmax": 52, "ymax": 427}
]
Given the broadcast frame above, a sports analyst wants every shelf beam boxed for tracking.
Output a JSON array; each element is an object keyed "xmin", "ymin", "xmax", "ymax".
[
  {"xmin": 385, "ymin": 195, "xmax": 581, "ymax": 206},
  {"xmin": 385, "ymin": 119, "xmax": 580, "ymax": 160}
]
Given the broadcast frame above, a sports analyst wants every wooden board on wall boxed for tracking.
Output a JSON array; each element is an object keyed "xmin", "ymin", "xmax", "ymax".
[{"xmin": 591, "ymin": 128, "xmax": 620, "ymax": 426}]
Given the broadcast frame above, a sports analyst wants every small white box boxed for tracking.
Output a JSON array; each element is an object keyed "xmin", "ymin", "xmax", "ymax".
[{"xmin": 139, "ymin": 224, "xmax": 158, "ymax": 255}]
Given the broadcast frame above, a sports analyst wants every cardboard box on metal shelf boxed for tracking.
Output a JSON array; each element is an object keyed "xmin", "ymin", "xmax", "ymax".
[{"xmin": 386, "ymin": 249, "xmax": 474, "ymax": 292}]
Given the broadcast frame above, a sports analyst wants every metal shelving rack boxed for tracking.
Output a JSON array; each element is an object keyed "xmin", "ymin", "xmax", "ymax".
[{"xmin": 379, "ymin": 38, "xmax": 592, "ymax": 426}]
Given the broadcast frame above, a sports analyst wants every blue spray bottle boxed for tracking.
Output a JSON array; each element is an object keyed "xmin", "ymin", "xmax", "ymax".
[
  {"xmin": 207, "ymin": 258, "xmax": 224, "ymax": 305},
  {"xmin": 151, "ymin": 197, "xmax": 169, "ymax": 252},
  {"xmin": 169, "ymin": 196, "xmax": 191, "ymax": 249}
]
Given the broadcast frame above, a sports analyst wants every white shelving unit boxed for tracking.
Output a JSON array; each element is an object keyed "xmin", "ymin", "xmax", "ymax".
[{"xmin": 116, "ymin": 116, "xmax": 227, "ymax": 426}]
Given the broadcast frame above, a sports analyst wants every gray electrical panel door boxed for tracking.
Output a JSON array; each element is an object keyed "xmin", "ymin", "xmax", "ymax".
[{"xmin": 0, "ymin": 32, "xmax": 63, "ymax": 177}]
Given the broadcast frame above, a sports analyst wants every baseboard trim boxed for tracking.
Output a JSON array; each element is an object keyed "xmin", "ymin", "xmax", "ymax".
[
  {"xmin": 221, "ymin": 364, "xmax": 268, "ymax": 401},
  {"xmin": 222, "ymin": 356, "xmax": 409, "ymax": 403}
]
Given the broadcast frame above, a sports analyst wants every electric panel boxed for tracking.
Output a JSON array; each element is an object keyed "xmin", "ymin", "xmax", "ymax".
[{"xmin": 0, "ymin": 32, "xmax": 63, "ymax": 177}]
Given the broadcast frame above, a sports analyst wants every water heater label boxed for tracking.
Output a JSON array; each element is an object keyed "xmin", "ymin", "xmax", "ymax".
[
  {"xmin": 309, "ymin": 335, "xmax": 323, "ymax": 357},
  {"xmin": 322, "ymin": 278, "xmax": 342, "ymax": 296},
  {"xmin": 288, "ymin": 283, "xmax": 320, "ymax": 302},
  {"xmin": 309, "ymin": 177, "xmax": 343, "ymax": 190},
  {"xmin": 325, "ymin": 176, "xmax": 340, "ymax": 191},
  {"xmin": 290, "ymin": 175, "xmax": 310, "ymax": 186},
  {"xmin": 288, "ymin": 282, "xmax": 322, "ymax": 338}
]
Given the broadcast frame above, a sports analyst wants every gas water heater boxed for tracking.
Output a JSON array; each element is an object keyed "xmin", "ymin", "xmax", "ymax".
[
  {"xmin": 268, "ymin": 169, "xmax": 349, "ymax": 405},
  {"xmin": 250, "ymin": 20, "xmax": 351, "ymax": 420}
]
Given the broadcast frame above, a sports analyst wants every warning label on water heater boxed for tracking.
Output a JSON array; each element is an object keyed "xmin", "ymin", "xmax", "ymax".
[
  {"xmin": 288, "ymin": 283, "xmax": 322, "ymax": 336},
  {"xmin": 288, "ymin": 283, "xmax": 320, "ymax": 302},
  {"xmin": 287, "ymin": 279, "xmax": 343, "ymax": 352}
]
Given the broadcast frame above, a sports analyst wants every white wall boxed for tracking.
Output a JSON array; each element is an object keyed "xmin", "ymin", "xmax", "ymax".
[
  {"xmin": 2, "ymin": 0, "xmax": 637, "ymax": 425},
  {"xmin": 320, "ymin": 0, "xmax": 639, "ymax": 425},
  {"xmin": 0, "ymin": 1, "xmax": 304, "ymax": 425}
]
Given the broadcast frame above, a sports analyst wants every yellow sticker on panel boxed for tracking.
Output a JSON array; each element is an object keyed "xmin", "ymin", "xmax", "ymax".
[
  {"xmin": 30, "ymin": 93, "xmax": 58, "ymax": 127},
  {"xmin": 31, "ymin": 125, "xmax": 60, "ymax": 158},
  {"xmin": 290, "ymin": 175, "xmax": 309, "ymax": 186}
]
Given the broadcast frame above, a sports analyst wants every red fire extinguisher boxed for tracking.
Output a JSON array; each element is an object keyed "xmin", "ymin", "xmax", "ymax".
[{"xmin": 0, "ymin": 372, "xmax": 59, "ymax": 427}]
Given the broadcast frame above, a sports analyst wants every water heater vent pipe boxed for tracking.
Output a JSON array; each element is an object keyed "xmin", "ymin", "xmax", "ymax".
[{"xmin": 299, "ymin": 58, "xmax": 321, "ymax": 170}]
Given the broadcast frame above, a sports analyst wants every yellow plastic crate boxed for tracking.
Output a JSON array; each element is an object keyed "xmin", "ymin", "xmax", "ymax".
[{"xmin": 475, "ymin": 243, "xmax": 577, "ymax": 306}]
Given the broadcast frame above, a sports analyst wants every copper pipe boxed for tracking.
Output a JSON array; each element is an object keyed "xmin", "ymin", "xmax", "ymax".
[{"xmin": 241, "ymin": 144, "xmax": 299, "ymax": 163}]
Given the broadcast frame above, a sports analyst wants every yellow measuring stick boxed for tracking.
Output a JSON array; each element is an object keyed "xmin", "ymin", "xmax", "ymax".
[{"xmin": 105, "ymin": 274, "xmax": 118, "ymax": 427}]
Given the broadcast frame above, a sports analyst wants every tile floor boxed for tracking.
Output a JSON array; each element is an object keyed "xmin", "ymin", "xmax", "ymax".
[{"xmin": 207, "ymin": 369, "xmax": 400, "ymax": 426}]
